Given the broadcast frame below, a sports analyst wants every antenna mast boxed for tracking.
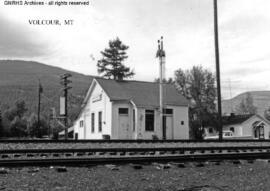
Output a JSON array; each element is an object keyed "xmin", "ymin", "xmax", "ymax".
[{"xmin": 156, "ymin": 36, "xmax": 166, "ymax": 140}]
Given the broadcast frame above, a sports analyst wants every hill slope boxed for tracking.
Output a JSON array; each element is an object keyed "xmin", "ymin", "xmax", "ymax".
[
  {"xmin": 0, "ymin": 60, "xmax": 94, "ymax": 120},
  {"xmin": 3, "ymin": 60, "xmax": 270, "ymax": 122},
  {"xmin": 222, "ymin": 91, "xmax": 270, "ymax": 116}
]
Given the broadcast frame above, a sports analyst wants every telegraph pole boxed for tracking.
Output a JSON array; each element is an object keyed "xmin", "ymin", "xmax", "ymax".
[
  {"xmin": 213, "ymin": 0, "xmax": 223, "ymax": 141},
  {"xmin": 60, "ymin": 73, "xmax": 72, "ymax": 140},
  {"xmin": 37, "ymin": 79, "xmax": 43, "ymax": 138},
  {"xmin": 156, "ymin": 36, "xmax": 166, "ymax": 140}
]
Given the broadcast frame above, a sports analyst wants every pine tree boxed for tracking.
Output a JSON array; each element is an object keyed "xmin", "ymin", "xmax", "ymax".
[{"xmin": 97, "ymin": 37, "xmax": 134, "ymax": 80}]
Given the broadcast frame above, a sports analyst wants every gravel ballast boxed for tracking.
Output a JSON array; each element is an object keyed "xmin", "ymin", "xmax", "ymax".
[
  {"xmin": 0, "ymin": 141, "xmax": 270, "ymax": 150},
  {"xmin": 0, "ymin": 160, "xmax": 270, "ymax": 191}
]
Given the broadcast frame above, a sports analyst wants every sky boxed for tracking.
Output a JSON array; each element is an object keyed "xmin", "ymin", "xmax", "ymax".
[{"xmin": 0, "ymin": 0, "xmax": 270, "ymax": 99}]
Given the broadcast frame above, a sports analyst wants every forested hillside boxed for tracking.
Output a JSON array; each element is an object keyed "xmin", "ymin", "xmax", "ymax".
[
  {"xmin": 222, "ymin": 91, "xmax": 270, "ymax": 116},
  {"xmin": 0, "ymin": 60, "xmax": 93, "ymax": 121}
]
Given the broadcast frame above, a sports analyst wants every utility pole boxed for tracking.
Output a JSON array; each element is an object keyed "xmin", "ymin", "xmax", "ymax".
[
  {"xmin": 0, "ymin": 109, "xmax": 2, "ymax": 136},
  {"xmin": 213, "ymin": 0, "xmax": 223, "ymax": 141},
  {"xmin": 60, "ymin": 73, "xmax": 72, "ymax": 140},
  {"xmin": 156, "ymin": 36, "xmax": 166, "ymax": 140},
  {"xmin": 37, "ymin": 79, "xmax": 43, "ymax": 138},
  {"xmin": 0, "ymin": 109, "xmax": 2, "ymax": 126}
]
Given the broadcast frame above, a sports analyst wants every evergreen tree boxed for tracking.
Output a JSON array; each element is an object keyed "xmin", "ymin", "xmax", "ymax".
[{"xmin": 97, "ymin": 37, "xmax": 134, "ymax": 80}]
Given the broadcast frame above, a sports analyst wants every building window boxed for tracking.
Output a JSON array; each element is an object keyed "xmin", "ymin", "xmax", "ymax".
[
  {"xmin": 145, "ymin": 110, "xmax": 154, "ymax": 131},
  {"xmin": 133, "ymin": 109, "xmax": 135, "ymax": 131},
  {"xmin": 79, "ymin": 120, "xmax": 84, "ymax": 127},
  {"xmin": 163, "ymin": 109, "xmax": 173, "ymax": 115},
  {"xmin": 98, "ymin": 111, "xmax": 102, "ymax": 132},
  {"xmin": 119, "ymin": 108, "xmax": 129, "ymax": 115},
  {"xmin": 230, "ymin": 127, "xmax": 235, "ymax": 133},
  {"xmin": 181, "ymin": 121, "xmax": 184, "ymax": 125},
  {"xmin": 91, "ymin": 113, "xmax": 95, "ymax": 133},
  {"xmin": 209, "ymin": 128, "xmax": 213, "ymax": 133}
]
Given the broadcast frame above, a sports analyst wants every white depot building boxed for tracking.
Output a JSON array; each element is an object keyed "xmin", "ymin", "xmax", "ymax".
[{"xmin": 73, "ymin": 77, "xmax": 189, "ymax": 140}]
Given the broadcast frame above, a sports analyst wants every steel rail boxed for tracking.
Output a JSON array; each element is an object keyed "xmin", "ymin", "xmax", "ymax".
[
  {"xmin": 0, "ymin": 152, "xmax": 270, "ymax": 167},
  {"xmin": 0, "ymin": 139, "xmax": 270, "ymax": 143},
  {"xmin": 0, "ymin": 146, "xmax": 270, "ymax": 154}
]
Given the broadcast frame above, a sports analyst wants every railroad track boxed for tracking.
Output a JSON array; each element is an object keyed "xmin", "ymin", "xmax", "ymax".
[
  {"xmin": 1, "ymin": 139, "xmax": 270, "ymax": 143},
  {"xmin": 1, "ymin": 146, "xmax": 270, "ymax": 167},
  {"xmin": 1, "ymin": 139, "xmax": 270, "ymax": 151}
]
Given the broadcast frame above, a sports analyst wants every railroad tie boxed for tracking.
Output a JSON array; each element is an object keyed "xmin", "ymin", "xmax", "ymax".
[
  {"xmin": 119, "ymin": 151, "xmax": 125, "ymax": 156},
  {"xmin": 109, "ymin": 152, "xmax": 117, "ymax": 156},
  {"xmin": 26, "ymin": 154, "xmax": 35, "ymax": 158},
  {"xmin": 40, "ymin": 154, "xmax": 48, "ymax": 158},
  {"xmin": 14, "ymin": 154, "xmax": 21, "ymax": 158},
  {"xmin": 1, "ymin": 155, "xmax": 9, "ymax": 159},
  {"xmin": 128, "ymin": 152, "xmax": 136, "ymax": 156},
  {"xmin": 159, "ymin": 151, "xmax": 166, "ymax": 155},
  {"xmin": 65, "ymin": 153, "xmax": 73, "ymax": 157},
  {"xmin": 76, "ymin": 152, "xmax": 85, "ymax": 157},
  {"xmin": 53, "ymin": 153, "xmax": 60, "ymax": 157}
]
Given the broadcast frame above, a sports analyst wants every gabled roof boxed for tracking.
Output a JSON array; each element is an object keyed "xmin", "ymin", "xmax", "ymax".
[
  {"xmin": 222, "ymin": 114, "xmax": 254, "ymax": 126},
  {"xmin": 205, "ymin": 114, "xmax": 270, "ymax": 127},
  {"xmin": 242, "ymin": 114, "xmax": 270, "ymax": 126},
  {"xmin": 95, "ymin": 77, "xmax": 189, "ymax": 107}
]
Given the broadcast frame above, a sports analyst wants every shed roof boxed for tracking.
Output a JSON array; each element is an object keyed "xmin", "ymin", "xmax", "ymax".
[{"xmin": 95, "ymin": 78, "xmax": 189, "ymax": 107}]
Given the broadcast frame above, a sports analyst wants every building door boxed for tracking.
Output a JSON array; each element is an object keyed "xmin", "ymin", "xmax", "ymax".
[
  {"xmin": 163, "ymin": 115, "xmax": 173, "ymax": 139},
  {"xmin": 254, "ymin": 125, "xmax": 264, "ymax": 139},
  {"xmin": 84, "ymin": 111, "xmax": 91, "ymax": 139},
  {"xmin": 253, "ymin": 121, "xmax": 265, "ymax": 139},
  {"xmin": 166, "ymin": 116, "xmax": 173, "ymax": 139},
  {"xmin": 118, "ymin": 115, "xmax": 130, "ymax": 139}
]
